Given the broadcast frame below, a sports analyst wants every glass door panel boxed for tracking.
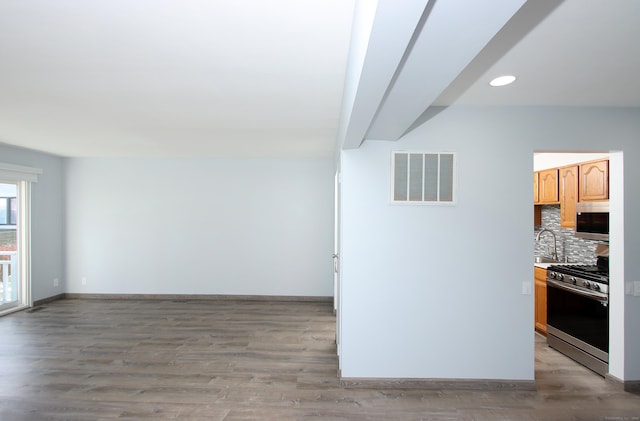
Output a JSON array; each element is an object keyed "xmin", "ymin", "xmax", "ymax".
[{"xmin": 0, "ymin": 182, "xmax": 19, "ymax": 310}]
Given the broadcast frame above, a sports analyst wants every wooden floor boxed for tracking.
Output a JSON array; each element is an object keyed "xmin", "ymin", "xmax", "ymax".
[{"xmin": 0, "ymin": 299, "xmax": 639, "ymax": 420}]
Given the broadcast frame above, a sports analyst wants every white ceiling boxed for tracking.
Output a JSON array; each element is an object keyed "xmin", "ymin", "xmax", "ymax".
[
  {"xmin": 435, "ymin": 0, "xmax": 640, "ymax": 107},
  {"xmin": 1, "ymin": 0, "xmax": 639, "ymax": 158},
  {"xmin": 0, "ymin": 0, "xmax": 355, "ymax": 157}
]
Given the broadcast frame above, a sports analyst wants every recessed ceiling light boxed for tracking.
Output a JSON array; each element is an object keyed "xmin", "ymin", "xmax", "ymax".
[{"xmin": 489, "ymin": 75, "xmax": 516, "ymax": 87}]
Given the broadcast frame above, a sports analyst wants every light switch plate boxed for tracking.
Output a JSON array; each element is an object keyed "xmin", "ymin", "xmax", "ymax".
[
  {"xmin": 522, "ymin": 281, "xmax": 532, "ymax": 295},
  {"xmin": 634, "ymin": 281, "xmax": 640, "ymax": 297}
]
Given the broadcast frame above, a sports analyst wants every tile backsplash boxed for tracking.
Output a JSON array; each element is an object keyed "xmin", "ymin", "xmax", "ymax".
[{"xmin": 534, "ymin": 205, "xmax": 603, "ymax": 264}]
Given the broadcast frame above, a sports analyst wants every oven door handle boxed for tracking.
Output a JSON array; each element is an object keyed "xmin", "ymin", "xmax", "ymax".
[{"xmin": 546, "ymin": 279, "xmax": 608, "ymax": 303}]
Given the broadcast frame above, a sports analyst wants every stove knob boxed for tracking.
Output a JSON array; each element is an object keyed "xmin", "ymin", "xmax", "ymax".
[
  {"xmin": 593, "ymin": 284, "xmax": 600, "ymax": 291},
  {"xmin": 548, "ymin": 272, "xmax": 555, "ymax": 279},
  {"xmin": 583, "ymin": 280, "xmax": 591, "ymax": 288},
  {"xmin": 570, "ymin": 277, "xmax": 577, "ymax": 285},
  {"xmin": 557, "ymin": 274, "xmax": 564, "ymax": 281}
]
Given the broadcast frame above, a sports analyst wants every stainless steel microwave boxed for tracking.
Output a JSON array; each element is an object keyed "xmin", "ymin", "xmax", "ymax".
[{"xmin": 576, "ymin": 201, "xmax": 609, "ymax": 241}]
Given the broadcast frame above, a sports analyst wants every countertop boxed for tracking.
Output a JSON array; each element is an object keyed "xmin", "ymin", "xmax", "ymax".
[
  {"xmin": 535, "ymin": 263, "xmax": 554, "ymax": 269},
  {"xmin": 534, "ymin": 262, "xmax": 574, "ymax": 269}
]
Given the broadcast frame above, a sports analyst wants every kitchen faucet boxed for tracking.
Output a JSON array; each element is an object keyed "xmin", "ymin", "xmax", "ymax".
[{"xmin": 536, "ymin": 228, "xmax": 558, "ymax": 261}]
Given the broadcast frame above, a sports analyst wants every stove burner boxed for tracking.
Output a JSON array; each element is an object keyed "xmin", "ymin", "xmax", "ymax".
[{"xmin": 579, "ymin": 266, "xmax": 606, "ymax": 273}]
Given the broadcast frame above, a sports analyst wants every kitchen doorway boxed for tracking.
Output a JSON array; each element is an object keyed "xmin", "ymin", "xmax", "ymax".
[{"xmin": 533, "ymin": 151, "xmax": 621, "ymax": 379}]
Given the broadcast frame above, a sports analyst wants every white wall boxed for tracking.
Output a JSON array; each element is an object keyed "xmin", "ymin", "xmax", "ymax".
[
  {"xmin": 65, "ymin": 157, "xmax": 334, "ymax": 297},
  {"xmin": 0, "ymin": 143, "xmax": 66, "ymax": 301},
  {"xmin": 339, "ymin": 106, "xmax": 640, "ymax": 381}
]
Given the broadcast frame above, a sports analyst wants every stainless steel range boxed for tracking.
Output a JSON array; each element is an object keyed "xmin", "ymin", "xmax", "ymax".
[{"xmin": 546, "ymin": 260, "xmax": 609, "ymax": 376}]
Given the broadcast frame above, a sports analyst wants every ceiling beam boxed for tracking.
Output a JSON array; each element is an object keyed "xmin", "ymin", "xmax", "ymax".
[
  {"xmin": 338, "ymin": 0, "xmax": 531, "ymax": 150},
  {"xmin": 365, "ymin": 0, "xmax": 527, "ymax": 141},
  {"xmin": 337, "ymin": 0, "xmax": 430, "ymax": 150}
]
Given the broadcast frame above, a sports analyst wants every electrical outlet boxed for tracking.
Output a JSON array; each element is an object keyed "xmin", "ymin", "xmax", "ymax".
[
  {"xmin": 53, "ymin": 278, "xmax": 59, "ymax": 287},
  {"xmin": 522, "ymin": 281, "xmax": 532, "ymax": 295},
  {"xmin": 81, "ymin": 277, "xmax": 87, "ymax": 285}
]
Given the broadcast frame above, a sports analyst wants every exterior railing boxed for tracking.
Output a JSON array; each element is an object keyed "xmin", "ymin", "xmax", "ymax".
[{"xmin": 0, "ymin": 251, "xmax": 17, "ymax": 302}]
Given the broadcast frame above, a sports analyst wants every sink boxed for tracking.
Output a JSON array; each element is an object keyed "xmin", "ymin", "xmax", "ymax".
[{"xmin": 535, "ymin": 256, "xmax": 559, "ymax": 263}]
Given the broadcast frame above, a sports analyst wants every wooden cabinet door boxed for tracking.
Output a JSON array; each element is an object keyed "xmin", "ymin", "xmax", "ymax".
[
  {"xmin": 533, "ymin": 172, "xmax": 539, "ymax": 203},
  {"xmin": 559, "ymin": 166, "xmax": 579, "ymax": 228},
  {"xmin": 534, "ymin": 267, "xmax": 547, "ymax": 335},
  {"xmin": 580, "ymin": 160, "xmax": 609, "ymax": 201},
  {"xmin": 535, "ymin": 280, "xmax": 547, "ymax": 334},
  {"xmin": 538, "ymin": 169, "xmax": 559, "ymax": 203}
]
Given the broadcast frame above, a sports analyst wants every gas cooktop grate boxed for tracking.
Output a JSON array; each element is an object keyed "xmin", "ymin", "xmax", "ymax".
[{"xmin": 547, "ymin": 264, "xmax": 609, "ymax": 284}]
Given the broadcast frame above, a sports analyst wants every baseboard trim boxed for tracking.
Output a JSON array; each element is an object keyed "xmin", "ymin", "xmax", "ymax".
[
  {"xmin": 62, "ymin": 293, "xmax": 332, "ymax": 303},
  {"xmin": 605, "ymin": 374, "xmax": 640, "ymax": 393},
  {"xmin": 625, "ymin": 381, "xmax": 640, "ymax": 393},
  {"xmin": 32, "ymin": 293, "xmax": 65, "ymax": 307},
  {"xmin": 340, "ymin": 377, "xmax": 537, "ymax": 391}
]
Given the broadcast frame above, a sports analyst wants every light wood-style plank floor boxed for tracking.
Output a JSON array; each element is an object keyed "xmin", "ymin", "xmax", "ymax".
[{"xmin": 0, "ymin": 298, "xmax": 639, "ymax": 420}]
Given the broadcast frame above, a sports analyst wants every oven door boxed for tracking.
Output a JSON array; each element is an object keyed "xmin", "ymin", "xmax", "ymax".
[{"xmin": 546, "ymin": 279, "xmax": 609, "ymax": 358}]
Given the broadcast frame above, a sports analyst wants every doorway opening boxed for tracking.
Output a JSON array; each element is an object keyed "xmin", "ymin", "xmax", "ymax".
[{"xmin": 533, "ymin": 151, "xmax": 618, "ymax": 379}]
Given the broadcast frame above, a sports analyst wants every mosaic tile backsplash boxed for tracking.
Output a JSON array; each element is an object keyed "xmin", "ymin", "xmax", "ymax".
[{"xmin": 534, "ymin": 205, "xmax": 604, "ymax": 265}]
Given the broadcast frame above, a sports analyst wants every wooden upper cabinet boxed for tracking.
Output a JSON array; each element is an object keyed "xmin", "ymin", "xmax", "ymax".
[
  {"xmin": 559, "ymin": 165, "xmax": 579, "ymax": 228},
  {"xmin": 538, "ymin": 169, "xmax": 559, "ymax": 204},
  {"xmin": 533, "ymin": 172, "xmax": 539, "ymax": 203},
  {"xmin": 580, "ymin": 159, "xmax": 609, "ymax": 201}
]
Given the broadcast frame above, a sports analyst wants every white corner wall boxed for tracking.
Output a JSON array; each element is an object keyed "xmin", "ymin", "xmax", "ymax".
[
  {"xmin": 65, "ymin": 157, "xmax": 334, "ymax": 297},
  {"xmin": 339, "ymin": 106, "xmax": 640, "ymax": 381},
  {"xmin": 340, "ymin": 108, "xmax": 536, "ymax": 380}
]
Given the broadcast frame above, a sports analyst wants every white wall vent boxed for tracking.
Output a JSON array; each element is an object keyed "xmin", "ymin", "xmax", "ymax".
[{"xmin": 392, "ymin": 151, "xmax": 456, "ymax": 204}]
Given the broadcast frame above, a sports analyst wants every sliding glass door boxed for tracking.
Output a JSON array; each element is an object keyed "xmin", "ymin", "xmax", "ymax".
[
  {"xmin": 0, "ymin": 163, "xmax": 39, "ymax": 314},
  {"xmin": 0, "ymin": 181, "xmax": 19, "ymax": 310}
]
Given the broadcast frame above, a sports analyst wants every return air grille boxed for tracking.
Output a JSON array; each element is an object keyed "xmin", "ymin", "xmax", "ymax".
[{"xmin": 392, "ymin": 152, "xmax": 456, "ymax": 204}]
